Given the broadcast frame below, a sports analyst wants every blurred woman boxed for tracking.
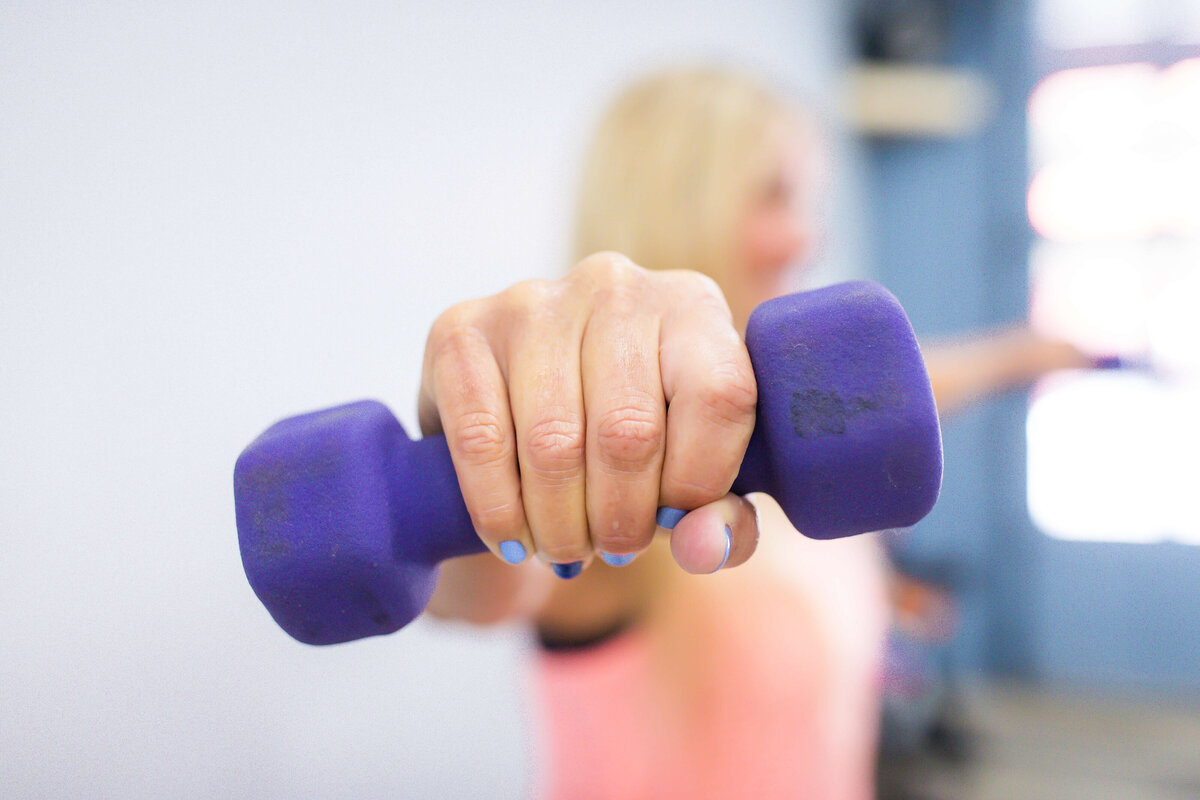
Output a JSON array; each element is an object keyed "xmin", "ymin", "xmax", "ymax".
[
  {"xmin": 421, "ymin": 66, "xmax": 1091, "ymax": 800},
  {"xmin": 422, "ymin": 66, "xmax": 886, "ymax": 800}
]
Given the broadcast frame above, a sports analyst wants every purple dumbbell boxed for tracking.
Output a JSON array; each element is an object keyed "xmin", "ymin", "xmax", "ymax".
[{"xmin": 235, "ymin": 281, "xmax": 942, "ymax": 645}]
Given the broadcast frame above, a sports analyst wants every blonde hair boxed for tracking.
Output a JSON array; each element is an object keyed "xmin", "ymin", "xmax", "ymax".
[{"xmin": 573, "ymin": 67, "xmax": 795, "ymax": 286}]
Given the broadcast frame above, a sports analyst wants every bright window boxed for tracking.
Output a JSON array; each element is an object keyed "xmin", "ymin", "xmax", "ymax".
[{"xmin": 1027, "ymin": 7, "xmax": 1200, "ymax": 544}]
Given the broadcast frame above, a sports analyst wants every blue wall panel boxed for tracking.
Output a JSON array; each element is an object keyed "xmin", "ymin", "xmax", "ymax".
[{"xmin": 862, "ymin": 0, "xmax": 1200, "ymax": 691}]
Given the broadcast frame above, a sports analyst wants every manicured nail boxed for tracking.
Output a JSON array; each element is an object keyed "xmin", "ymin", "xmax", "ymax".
[
  {"xmin": 499, "ymin": 540, "xmax": 526, "ymax": 565},
  {"xmin": 599, "ymin": 552, "xmax": 637, "ymax": 567},
  {"xmin": 656, "ymin": 506, "xmax": 687, "ymax": 530},
  {"xmin": 711, "ymin": 525, "xmax": 732, "ymax": 573},
  {"xmin": 551, "ymin": 561, "xmax": 583, "ymax": 580}
]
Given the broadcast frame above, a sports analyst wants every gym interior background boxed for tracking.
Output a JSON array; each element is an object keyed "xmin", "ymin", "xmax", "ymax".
[{"xmin": 2, "ymin": 1, "xmax": 1196, "ymax": 797}]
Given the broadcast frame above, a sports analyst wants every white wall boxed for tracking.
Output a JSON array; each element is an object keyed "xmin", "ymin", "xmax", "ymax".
[{"xmin": 0, "ymin": 2, "xmax": 856, "ymax": 797}]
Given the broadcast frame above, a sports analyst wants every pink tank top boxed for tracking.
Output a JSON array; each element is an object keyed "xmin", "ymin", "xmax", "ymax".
[{"xmin": 530, "ymin": 525, "xmax": 888, "ymax": 800}]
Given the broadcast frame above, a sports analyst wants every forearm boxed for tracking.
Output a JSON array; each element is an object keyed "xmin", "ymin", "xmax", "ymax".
[{"xmin": 922, "ymin": 325, "xmax": 1090, "ymax": 418}]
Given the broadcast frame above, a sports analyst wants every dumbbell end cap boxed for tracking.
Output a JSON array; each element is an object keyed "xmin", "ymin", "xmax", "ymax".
[
  {"xmin": 741, "ymin": 281, "xmax": 943, "ymax": 538},
  {"xmin": 234, "ymin": 400, "xmax": 436, "ymax": 645}
]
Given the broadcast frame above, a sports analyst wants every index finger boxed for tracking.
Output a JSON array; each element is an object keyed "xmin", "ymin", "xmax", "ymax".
[
  {"xmin": 657, "ymin": 274, "xmax": 758, "ymax": 510},
  {"xmin": 419, "ymin": 304, "xmax": 531, "ymax": 563}
]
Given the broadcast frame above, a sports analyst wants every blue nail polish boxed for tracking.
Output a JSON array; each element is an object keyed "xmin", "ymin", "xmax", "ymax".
[
  {"xmin": 600, "ymin": 552, "xmax": 637, "ymax": 567},
  {"xmin": 656, "ymin": 506, "xmax": 687, "ymax": 530},
  {"xmin": 499, "ymin": 540, "xmax": 526, "ymax": 564},
  {"xmin": 551, "ymin": 561, "xmax": 583, "ymax": 579},
  {"xmin": 713, "ymin": 525, "xmax": 732, "ymax": 572}
]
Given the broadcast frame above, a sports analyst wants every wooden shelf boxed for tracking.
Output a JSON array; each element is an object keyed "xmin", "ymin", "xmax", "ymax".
[{"xmin": 848, "ymin": 63, "xmax": 996, "ymax": 138}]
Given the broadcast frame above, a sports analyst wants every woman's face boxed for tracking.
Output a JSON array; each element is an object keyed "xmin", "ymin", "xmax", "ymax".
[{"xmin": 733, "ymin": 129, "xmax": 821, "ymax": 322}]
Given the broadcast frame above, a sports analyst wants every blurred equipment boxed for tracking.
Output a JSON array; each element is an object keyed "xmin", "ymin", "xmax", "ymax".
[
  {"xmin": 851, "ymin": 0, "xmax": 995, "ymax": 137},
  {"xmin": 857, "ymin": 0, "xmax": 949, "ymax": 62}
]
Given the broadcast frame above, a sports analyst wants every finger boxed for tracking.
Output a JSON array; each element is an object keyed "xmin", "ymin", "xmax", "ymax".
[
  {"xmin": 666, "ymin": 493, "xmax": 761, "ymax": 574},
  {"xmin": 581, "ymin": 281, "xmax": 666, "ymax": 559},
  {"xmin": 657, "ymin": 275, "xmax": 757, "ymax": 510},
  {"xmin": 423, "ymin": 306, "xmax": 530, "ymax": 563},
  {"xmin": 501, "ymin": 280, "xmax": 592, "ymax": 571}
]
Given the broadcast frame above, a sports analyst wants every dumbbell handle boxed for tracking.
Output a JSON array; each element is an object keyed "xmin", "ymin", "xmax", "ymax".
[{"xmin": 243, "ymin": 395, "xmax": 827, "ymax": 571}]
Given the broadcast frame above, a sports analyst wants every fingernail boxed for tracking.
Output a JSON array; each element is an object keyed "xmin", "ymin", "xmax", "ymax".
[
  {"xmin": 599, "ymin": 552, "xmax": 637, "ymax": 567},
  {"xmin": 499, "ymin": 540, "xmax": 527, "ymax": 565},
  {"xmin": 551, "ymin": 561, "xmax": 583, "ymax": 580},
  {"xmin": 711, "ymin": 525, "xmax": 732, "ymax": 573},
  {"xmin": 656, "ymin": 506, "xmax": 687, "ymax": 530}
]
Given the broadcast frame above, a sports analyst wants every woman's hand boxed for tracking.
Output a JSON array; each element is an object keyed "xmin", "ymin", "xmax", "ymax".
[
  {"xmin": 1018, "ymin": 328, "xmax": 1095, "ymax": 375},
  {"xmin": 418, "ymin": 252, "xmax": 762, "ymax": 577}
]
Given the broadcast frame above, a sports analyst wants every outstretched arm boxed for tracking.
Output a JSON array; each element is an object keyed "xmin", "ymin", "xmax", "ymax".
[{"xmin": 922, "ymin": 324, "xmax": 1093, "ymax": 418}]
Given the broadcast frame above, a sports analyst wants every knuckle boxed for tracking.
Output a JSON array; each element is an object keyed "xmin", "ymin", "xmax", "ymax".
[
  {"xmin": 536, "ymin": 540, "xmax": 589, "ymax": 563},
  {"xmin": 429, "ymin": 309, "xmax": 489, "ymax": 367},
  {"xmin": 573, "ymin": 251, "xmax": 644, "ymax": 288},
  {"xmin": 501, "ymin": 278, "xmax": 556, "ymax": 313},
  {"xmin": 595, "ymin": 404, "xmax": 663, "ymax": 471},
  {"xmin": 686, "ymin": 270, "xmax": 725, "ymax": 300},
  {"xmin": 692, "ymin": 285, "xmax": 735, "ymax": 322},
  {"xmin": 430, "ymin": 301, "xmax": 472, "ymax": 332},
  {"xmin": 594, "ymin": 525, "xmax": 653, "ymax": 554},
  {"xmin": 694, "ymin": 361, "xmax": 758, "ymax": 429},
  {"xmin": 471, "ymin": 499, "xmax": 522, "ymax": 537},
  {"xmin": 657, "ymin": 271, "xmax": 735, "ymax": 329},
  {"xmin": 594, "ymin": 275, "xmax": 645, "ymax": 314},
  {"xmin": 524, "ymin": 416, "xmax": 586, "ymax": 478},
  {"xmin": 666, "ymin": 270, "xmax": 727, "ymax": 306},
  {"xmin": 666, "ymin": 475, "xmax": 731, "ymax": 508},
  {"xmin": 450, "ymin": 411, "xmax": 510, "ymax": 463},
  {"xmin": 500, "ymin": 279, "xmax": 575, "ymax": 335}
]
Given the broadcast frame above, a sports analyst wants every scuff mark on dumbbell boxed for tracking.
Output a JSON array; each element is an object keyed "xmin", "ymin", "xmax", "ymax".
[{"xmin": 790, "ymin": 389, "xmax": 890, "ymax": 439}]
